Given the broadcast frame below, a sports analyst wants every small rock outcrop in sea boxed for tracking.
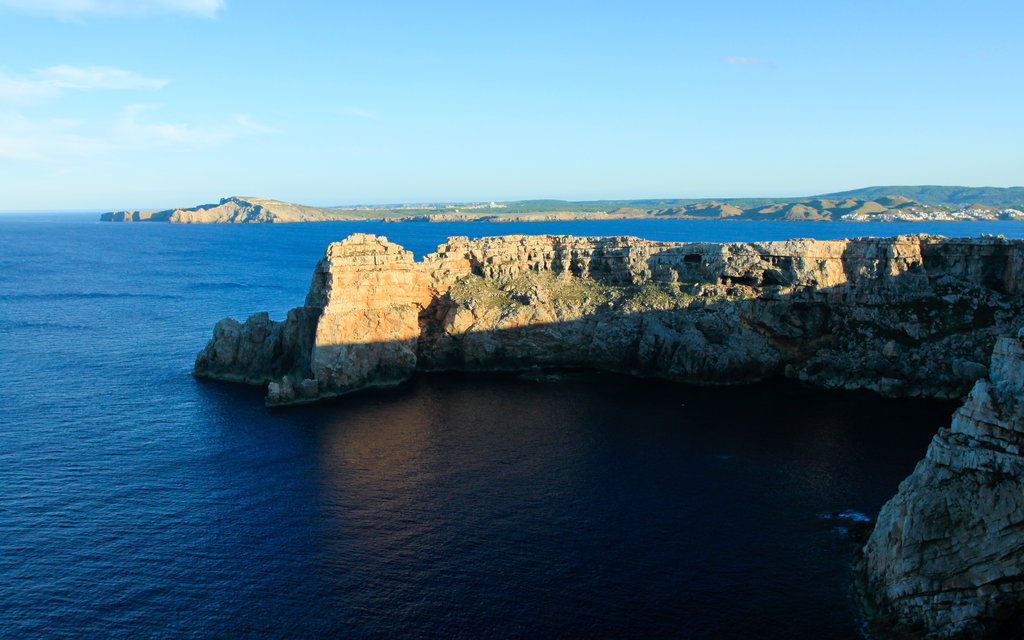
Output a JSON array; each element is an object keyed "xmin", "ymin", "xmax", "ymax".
[
  {"xmin": 855, "ymin": 330, "xmax": 1024, "ymax": 639},
  {"xmin": 194, "ymin": 233, "xmax": 1024, "ymax": 406}
]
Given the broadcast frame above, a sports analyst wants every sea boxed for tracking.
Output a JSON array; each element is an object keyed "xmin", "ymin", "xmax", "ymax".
[{"xmin": 3, "ymin": 215, "xmax": 1023, "ymax": 639}]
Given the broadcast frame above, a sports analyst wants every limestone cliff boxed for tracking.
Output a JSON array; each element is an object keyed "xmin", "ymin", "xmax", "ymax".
[
  {"xmin": 194, "ymin": 231, "xmax": 1024, "ymax": 637},
  {"xmin": 856, "ymin": 331, "xmax": 1024, "ymax": 639},
  {"xmin": 101, "ymin": 209, "xmax": 172, "ymax": 222},
  {"xmin": 101, "ymin": 197, "xmax": 375, "ymax": 224},
  {"xmin": 194, "ymin": 233, "xmax": 1024, "ymax": 407}
]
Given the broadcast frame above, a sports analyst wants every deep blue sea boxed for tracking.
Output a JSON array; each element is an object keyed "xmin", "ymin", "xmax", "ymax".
[{"xmin": 4, "ymin": 215, "xmax": 1023, "ymax": 639}]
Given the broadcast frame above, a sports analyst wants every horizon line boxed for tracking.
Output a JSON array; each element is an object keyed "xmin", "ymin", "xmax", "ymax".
[{"xmin": 3, "ymin": 184, "xmax": 1024, "ymax": 214}]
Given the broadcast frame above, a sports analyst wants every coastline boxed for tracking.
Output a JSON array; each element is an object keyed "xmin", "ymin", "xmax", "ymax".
[
  {"xmin": 99, "ymin": 192, "xmax": 1024, "ymax": 225},
  {"xmin": 194, "ymin": 230, "xmax": 1024, "ymax": 637}
]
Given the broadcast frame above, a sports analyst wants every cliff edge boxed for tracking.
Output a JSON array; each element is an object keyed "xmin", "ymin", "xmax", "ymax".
[
  {"xmin": 856, "ymin": 330, "xmax": 1024, "ymax": 639},
  {"xmin": 194, "ymin": 232, "xmax": 1024, "ymax": 637},
  {"xmin": 194, "ymin": 233, "xmax": 1023, "ymax": 406}
]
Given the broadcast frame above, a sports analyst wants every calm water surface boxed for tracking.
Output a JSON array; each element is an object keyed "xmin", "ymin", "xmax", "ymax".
[{"xmin": 3, "ymin": 216, "xmax": 1014, "ymax": 638}]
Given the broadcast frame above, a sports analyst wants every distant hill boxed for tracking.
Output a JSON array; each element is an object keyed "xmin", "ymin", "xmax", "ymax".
[
  {"xmin": 817, "ymin": 186, "xmax": 1024, "ymax": 209},
  {"xmin": 101, "ymin": 196, "xmax": 384, "ymax": 224},
  {"xmin": 101, "ymin": 187, "xmax": 1024, "ymax": 224}
]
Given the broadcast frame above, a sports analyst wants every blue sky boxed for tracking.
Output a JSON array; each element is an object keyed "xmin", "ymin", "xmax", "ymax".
[{"xmin": 1, "ymin": 0, "xmax": 1021, "ymax": 210}]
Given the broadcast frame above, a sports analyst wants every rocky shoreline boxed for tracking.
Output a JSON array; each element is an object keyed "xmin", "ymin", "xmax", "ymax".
[
  {"xmin": 855, "ymin": 331, "xmax": 1024, "ymax": 639},
  {"xmin": 195, "ymin": 232, "xmax": 1024, "ymax": 637},
  {"xmin": 195, "ymin": 233, "xmax": 1023, "ymax": 405}
]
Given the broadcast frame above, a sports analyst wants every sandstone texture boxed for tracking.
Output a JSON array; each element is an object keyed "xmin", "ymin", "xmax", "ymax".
[
  {"xmin": 195, "ymin": 233, "xmax": 1024, "ymax": 407},
  {"xmin": 856, "ymin": 330, "xmax": 1024, "ymax": 639}
]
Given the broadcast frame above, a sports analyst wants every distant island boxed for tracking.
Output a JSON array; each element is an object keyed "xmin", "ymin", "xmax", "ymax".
[{"xmin": 100, "ymin": 185, "xmax": 1024, "ymax": 224}]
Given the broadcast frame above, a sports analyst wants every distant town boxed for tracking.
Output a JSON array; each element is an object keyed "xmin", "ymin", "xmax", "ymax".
[
  {"xmin": 348, "ymin": 201, "xmax": 506, "ymax": 212},
  {"xmin": 841, "ymin": 206, "xmax": 1024, "ymax": 222}
]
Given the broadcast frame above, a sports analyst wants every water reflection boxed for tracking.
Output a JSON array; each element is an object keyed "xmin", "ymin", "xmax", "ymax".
[{"xmin": 291, "ymin": 372, "xmax": 954, "ymax": 638}]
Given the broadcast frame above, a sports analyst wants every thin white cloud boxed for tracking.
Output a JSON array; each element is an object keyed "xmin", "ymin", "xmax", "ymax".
[
  {"xmin": 0, "ymin": 66, "xmax": 166, "ymax": 103},
  {"xmin": 234, "ymin": 113, "xmax": 282, "ymax": 134},
  {"xmin": 39, "ymin": 65, "xmax": 168, "ymax": 90},
  {"xmin": 0, "ymin": 72, "xmax": 61, "ymax": 101},
  {"xmin": 117, "ymin": 105, "xmax": 279, "ymax": 149},
  {"xmin": 0, "ymin": 112, "xmax": 115, "ymax": 159},
  {"xmin": 0, "ymin": 103, "xmax": 279, "ymax": 160},
  {"xmin": 0, "ymin": 0, "xmax": 223, "ymax": 17},
  {"xmin": 724, "ymin": 57, "xmax": 772, "ymax": 65},
  {"xmin": 342, "ymin": 107, "xmax": 380, "ymax": 120},
  {"xmin": 116, "ymin": 103, "xmax": 231, "ymax": 148}
]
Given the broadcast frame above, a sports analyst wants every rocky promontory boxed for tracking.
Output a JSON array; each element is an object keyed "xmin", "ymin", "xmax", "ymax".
[
  {"xmin": 195, "ymin": 233, "xmax": 1024, "ymax": 406},
  {"xmin": 100, "ymin": 196, "xmax": 375, "ymax": 223},
  {"xmin": 196, "ymin": 232, "xmax": 1024, "ymax": 636},
  {"xmin": 856, "ymin": 330, "xmax": 1024, "ymax": 639}
]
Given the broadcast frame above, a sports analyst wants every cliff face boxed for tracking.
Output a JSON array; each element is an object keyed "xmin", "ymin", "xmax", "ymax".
[
  {"xmin": 856, "ymin": 330, "xmax": 1024, "ymax": 639},
  {"xmin": 194, "ymin": 231, "xmax": 1024, "ymax": 637},
  {"xmin": 100, "ymin": 210, "xmax": 172, "ymax": 222},
  {"xmin": 101, "ymin": 197, "xmax": 373, "ymax": 224},
  {"xmin": 194, "ymin": 233, "xmax": 1024, "ymax": 406},
  {"xmin": 303, "ymin": 236, "xmax": 433, "ymax": 400}
]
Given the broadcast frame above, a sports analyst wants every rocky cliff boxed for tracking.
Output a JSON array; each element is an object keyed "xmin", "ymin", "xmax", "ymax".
[
  {"xmin": 194, "ymin": 233, "xmax": 1024, "ymax": 407},
  {"xmin": 194, "ymin": 232, "xmax": 1024, "ymax": 637},
  {"xmin": 855, "ymin": 330, "xmax": 1024, "ymax": 639},
  {"xmin": 100, "ymin": 196, "xmax": 374, "ymax": 223},
  {"xmin": 101, "ymin": 209, "xmax": 172, "ymax": 222}
]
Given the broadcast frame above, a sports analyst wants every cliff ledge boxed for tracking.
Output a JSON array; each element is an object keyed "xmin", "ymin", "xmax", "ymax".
[{"xmin": 195, "ymin": 233, "xmax": 1023, "ymax": 406}]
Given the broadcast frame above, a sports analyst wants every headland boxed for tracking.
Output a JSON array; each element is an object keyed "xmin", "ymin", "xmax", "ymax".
[
  {"xmin": 195, "ymin": 233, "xmax": 1023, "ymax": 406},
  {"xmin": 194, "ymin": 231, "xmax": 1024, "ymax": 637},
  {"xmin": 102, "ymin": 186, "xmax": 1024, "ymax": 224}
]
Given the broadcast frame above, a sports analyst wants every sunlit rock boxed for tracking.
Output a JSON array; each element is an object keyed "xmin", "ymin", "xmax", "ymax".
[{"xmin": 194, "ymin": 233, "xmax": 1024, "ymax": 406}]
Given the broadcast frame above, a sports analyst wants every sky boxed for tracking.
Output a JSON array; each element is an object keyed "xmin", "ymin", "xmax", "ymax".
[{"xmin": 0, "ymin": 0, "xmax": 1022, "ymax": 210}]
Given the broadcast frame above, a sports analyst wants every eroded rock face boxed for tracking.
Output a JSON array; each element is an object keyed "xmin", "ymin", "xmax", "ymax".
[
  {"xmin": 305, "ymin": 234, "xmax": 433, "ymax": 399},
  {"xmin": 193, "ymin": 307, "xmax": 319, "ymax": 385},
  {"xmin": 193, "ymin": 232, "xmax": 1024, "ymax": 635},
  {"xmin": 856, "ymin": 330, "xmax": 1024, "ymax": 639},
  {"xmin": 194, "ymin": 233, "xmax": 1024, "ymax": 406}
]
